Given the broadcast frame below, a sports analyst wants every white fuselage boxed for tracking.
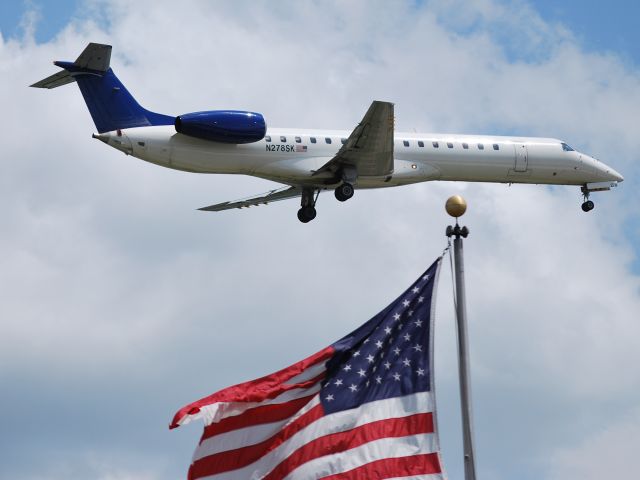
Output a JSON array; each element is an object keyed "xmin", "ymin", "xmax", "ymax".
[{"xmin": 97, "ymin": 126, "xmax": 623, "ymax": 189}]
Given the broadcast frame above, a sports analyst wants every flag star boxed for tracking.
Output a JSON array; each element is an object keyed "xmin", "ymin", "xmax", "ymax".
[
  {"xmin": 417, "ymin": 368, "xmax": 425, "ymax": 376},
  {"xmin": 384, "ymin": 326, "xmax": 392, "ymax": 335},
  {"xmin": 334, "ymin": 379, "xmax": 343, "ymax": 386},
  {"xmin": 372, "ymin": 365, "xmax": 377, "ymax": 372},
  {"xmin": 349, "ymin": 384, "xmax": 358, "ymax": 392},
  {"xmin": 375, "ymin": 340, "xmax": 384, "ymax": 349},
  {"xmin": 353, "ymin": 350, "xmax": 360, "ymax": 357},
  {"xmin": 393, "ymin": 347, "xmax": 401, "ymax": 355},
  {"xmin": 393, "ymin": 372, "xmax": 401, "ymax": 381},
  {"xmin": 393, "ymin": 313, "xmax": 401, "ymax": 321},
  {"xmin": 414, "ymin": 319, "xmax": 423, "ymax": 327},
  {"xmin": 363, "ymin": 338, "xmax": 370, "ymax": 344},
  {"xmin": 325, "ymin": 394, "xmax": 334, "ymax": 401},
  {"xmin": 366, "ymin": 380, "xmax": 370, "ymax": 387},
  {"xmin": 422, "ymin": 274, "xmax": 430, "ymax": 281},
  {"xmin": 397, "ymin": 323, "xmax": 403, "ymax": 330},
  {"xmin": 366, "ymin": 354, "xmax": 375, "ymax": 363},
  {"xmin": 380, "ymin": 351, "xmax": 385, "ymax": 358},
  {"xmin": 384, "ymin": 361, "xmax": 392, "ymax": 370},
  {"xmin": 357, "ymin": 368, "xmax": 366, "ymax": 377},
  {"xmin": 375, "ymin": 376, "xmax": 382, "ymax": 384},
  {"xmin": 402, "ymin": 299, "xmax": 410, "ymax": 307},
  {"xmin": 412, "ymin": 287, "xmax": 420, "ymax": 293},
  {"xmin": 404, "ymin": 333, "xmax": 411, "ymax": 341},
  {"xmin": 413, "ymin": 344, "xmax": 423, "ymax": 352},
  {"xmin": 402, "ymin": 358, "xmax": 411, "ymax": 367},
  {"xmin": 408, "ymin": 310, "xmax": 414, "ymax": 317},
  {"xmin": 418, "ymin": 296, "xmax": 424, "ymax": 303},
  {"xmin": 343, "ymin": 364, "xmax": 352, "ymax": 372}
]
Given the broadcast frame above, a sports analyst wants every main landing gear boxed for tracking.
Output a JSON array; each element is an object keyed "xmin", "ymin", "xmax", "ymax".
[
  {"xmin": 297, "ymin": 188, "xmax": 319, "ymax": 223},
  {"xmin": 296, "ymin": 181, "xmax": 355, "ymax": 223},
  {"xmin": 334, "ymin": 182, "xmax": 354, "ymax": 202},
  {"xmin": 580, "ymin": 187, "xmax": 595, "ymax": 212}
]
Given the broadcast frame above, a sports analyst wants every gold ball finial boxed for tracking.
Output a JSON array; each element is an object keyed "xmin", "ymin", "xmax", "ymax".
[{"xmin": 445, "ymin": 195, "xmax": 467, "ymax": 218}]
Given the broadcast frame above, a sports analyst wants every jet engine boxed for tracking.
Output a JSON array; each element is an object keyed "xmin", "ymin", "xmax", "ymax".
[{"xmin": 175, "ymin": 110, "xmax": 266, "ymax": 144}]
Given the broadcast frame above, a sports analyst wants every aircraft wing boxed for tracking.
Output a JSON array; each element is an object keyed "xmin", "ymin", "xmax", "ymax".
[
  {"xmin": 199, "ymin": 186, "xmax": 301, "ymax": 211},
  {"xmin": 314, "ymin": 100, "xmax": 394, "ymax": 178}
]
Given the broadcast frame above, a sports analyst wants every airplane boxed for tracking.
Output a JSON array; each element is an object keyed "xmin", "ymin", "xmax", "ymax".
[{"xmin": 31, "ymin": 43, "xmax": 623, "ymax": 223}]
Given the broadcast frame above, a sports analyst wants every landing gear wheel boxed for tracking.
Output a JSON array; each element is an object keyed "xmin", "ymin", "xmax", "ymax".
[
  {"xmin": 334, "ymin": 183, "xmax": 354, "ymax": 202},
  {"xmin": 297, "ymin": 206, "xmax": 317, "ymax": 223},
  {"xmin": 581, "ymin": 200, "xmax": 595, "ymax": 212}
]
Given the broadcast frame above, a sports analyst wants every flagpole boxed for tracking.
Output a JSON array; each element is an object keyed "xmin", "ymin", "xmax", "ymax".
[{"xmin": 445, "ymin": 195, "xmax": 477, "ymax": 480}]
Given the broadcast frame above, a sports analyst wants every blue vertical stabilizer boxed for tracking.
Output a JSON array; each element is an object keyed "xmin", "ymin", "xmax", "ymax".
[{"xmin": 31, "ymin": 43, "xmax": 174, "ymax": 133}]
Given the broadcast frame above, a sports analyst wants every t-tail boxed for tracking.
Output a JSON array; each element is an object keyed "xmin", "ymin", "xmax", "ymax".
[{"xmin": 30, "ymin": 42, "xmax": 175, "ymax": 133}]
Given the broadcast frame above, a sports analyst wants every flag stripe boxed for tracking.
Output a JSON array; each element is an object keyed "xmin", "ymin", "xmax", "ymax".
[
  {"xmin": 190, "ymin": 403, "xmax": 325, "ymax": 477},
  {"xmin": 196, "ymin": 381, "xmax": 323, "ymax": 428},
  {"xmin": 171, "ymin": 346, "xmax": 333, "ymax": 428},
  {"xmin": 194, "ymin": 392, "xmax": 434, "ymax": 480},
  {"xmin": 320, "ymin": 453, "xmax": 442, "ymax": 480},
  {"xmin": 201, "ymin": 394, "xmax": 316, "ymax": 440},
  {"xmin": 281, "ymin": 434, "xmax": 440, "ymax": 480},
  {"xmin": 285, "ymin": 361, "xmax": 328, "ymax": 385},
  {"xmin": 263, "ymin": 413, "xmax": 434, "ymax": 480}
]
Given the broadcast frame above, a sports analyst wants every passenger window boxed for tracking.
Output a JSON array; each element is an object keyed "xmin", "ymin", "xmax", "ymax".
[
  {"xmin": 310, "ymin": 137, "xmax": 317, "ymax": 144},
  {"xmin": 418, "ymin": 141, "xmax": 424, "ymax": 147},
  {"xmin": 432, "ymin": 141, "xmax": 439, "ymax": 148},
  {"xmin": 280, "ymin": 136, "xmax": 286, "ymax": 142},
  {"xmin": 403, "ymin": 140, "xmax": 410, "ymax": 147},
  {"xmin": 493, "ymin": 144, "xmax": 499, "ymax": 150},
  {"xmin": 295, "ymin": 136, "xmax": 301, "ymax": 143},
  {"xmin": 265, "ymin": 136, "xmax": 271, "ymax": 142},
  {"xmin": 325, "ymin": 137, "xmax": 332, "ymax": 144},
  {"xmin": 462, "ymin": 143, "xmax": 469, "ymax": 149},
  {"xmin": 447, "ymin": 142, "xmax": 454, "ymax": 148},
  {"xmin": 478, "ymin": 144, "xmax": 484, "ymax": 150},
  {"xmin": 341, "ymin": 138, "xmax": 347, "ymax": 144}
]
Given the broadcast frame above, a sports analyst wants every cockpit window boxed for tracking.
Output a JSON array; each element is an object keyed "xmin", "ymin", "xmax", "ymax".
[{"xmin": 561, "ymin": 142, "xmax": 575, "ymax": 152}]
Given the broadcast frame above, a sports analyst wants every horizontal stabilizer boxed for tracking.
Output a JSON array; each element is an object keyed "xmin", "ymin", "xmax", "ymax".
[
  {"xmin": 199, "ymin": 186, "xmax": 302, "ymax": 211},
  {"xmin": 30, "ymin": 70, "xmax": 75, "ymax": 89},
  {"xmin": 30, "ymin": 43, "xmax": 112, "ymax": 89}
]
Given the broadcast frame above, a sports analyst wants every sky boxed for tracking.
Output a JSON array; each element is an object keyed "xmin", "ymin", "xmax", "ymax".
[{"xmin": 1, "ymin": 1, "xmax": 639, "ymax": 479}]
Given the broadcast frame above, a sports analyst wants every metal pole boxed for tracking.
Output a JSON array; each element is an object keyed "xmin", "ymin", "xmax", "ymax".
[{"xmin": 453, "ymin": 230, "xmax": 477, "ymax": 480}]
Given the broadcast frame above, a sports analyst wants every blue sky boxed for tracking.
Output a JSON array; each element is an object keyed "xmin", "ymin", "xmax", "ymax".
[
  {"xmin": 1, "ymin": 2, "xmax": 639, "ymax": 480},
  {"xmin": 2, "ymin": 0, "xmax": 639, "ymax": 65}
]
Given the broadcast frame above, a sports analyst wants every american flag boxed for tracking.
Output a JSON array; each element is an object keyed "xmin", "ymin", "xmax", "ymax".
[{"xmin": 171, "ymin": 258, "xmax": 445, "ymax": 479}]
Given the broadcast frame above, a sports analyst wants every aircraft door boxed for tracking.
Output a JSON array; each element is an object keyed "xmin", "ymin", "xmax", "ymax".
[{"xmin": 514, "ymin": 143, "xmax": 528, "ymax": 172}]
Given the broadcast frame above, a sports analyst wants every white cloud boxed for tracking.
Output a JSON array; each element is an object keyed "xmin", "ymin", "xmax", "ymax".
[
  {"xmin": 1, "ymin": 1, "xmax": 639, "ymax": 479},
  {"xmin": 547, "ymin": 407, "xmax": 640, "ymax": 480}
]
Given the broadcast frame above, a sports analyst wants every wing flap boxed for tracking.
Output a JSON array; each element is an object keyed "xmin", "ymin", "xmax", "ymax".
[
  {"xmin": 314, "ymin": 101, "xmax": 394, "ymax": 178},
  {"xmin": 199, "ymin": 186, "xmax": 301, "ymax": 212}
]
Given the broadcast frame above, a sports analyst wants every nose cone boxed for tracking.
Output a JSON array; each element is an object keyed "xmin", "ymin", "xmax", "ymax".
[
  {"xmin": 583, "ymin": 155, "xmax": 624, "ymax": 183},
  {"xmin": 598, "ymin": 161, "xmax": 624, "ymax": 182},
  {"xmin": 609, "ymin": 167, "xmax": 624, "ymax": 182}
]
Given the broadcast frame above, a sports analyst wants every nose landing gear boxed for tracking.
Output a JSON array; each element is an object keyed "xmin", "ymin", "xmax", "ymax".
[
  {"xmin": 581, "ymin": 200, "xmax": 595, "ymax": 212},
  {"xmin": 580, "ymin": 186, "xmax": 595, "ymax": 212}
]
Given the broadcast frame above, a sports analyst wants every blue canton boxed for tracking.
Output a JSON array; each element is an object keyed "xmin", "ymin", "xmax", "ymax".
[{"xmin": 321, "ymin": 260, "xmax": 440, "ymax": 414}]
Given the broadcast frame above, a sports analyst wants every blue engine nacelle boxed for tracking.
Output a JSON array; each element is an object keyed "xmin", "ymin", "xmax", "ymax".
[{"xmin": 174, "ymin": 110, "xmax": 266, "ymax": 144}]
